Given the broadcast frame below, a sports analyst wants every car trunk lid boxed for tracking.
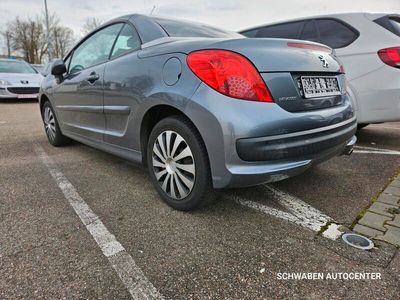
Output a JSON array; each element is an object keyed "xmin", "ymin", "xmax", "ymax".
[{"xmin": 207, "ymin": 38, "xmax": 345, "ymax": 112}]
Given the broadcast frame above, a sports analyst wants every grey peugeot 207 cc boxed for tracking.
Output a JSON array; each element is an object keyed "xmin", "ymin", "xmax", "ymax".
[{"xmin": 39, "ymin": 15, "xmax": 357, "ymax": 211}]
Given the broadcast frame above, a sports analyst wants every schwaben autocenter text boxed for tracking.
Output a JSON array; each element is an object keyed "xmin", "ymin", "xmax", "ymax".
[{"xmin": 277, "ymin": 273, "xmax": 382, "ymax": 280}]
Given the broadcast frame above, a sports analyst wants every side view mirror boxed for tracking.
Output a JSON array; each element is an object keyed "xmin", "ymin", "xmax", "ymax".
[{"xmin": 51, "ymin": 59, "xmax": 66, "ymax": 76}]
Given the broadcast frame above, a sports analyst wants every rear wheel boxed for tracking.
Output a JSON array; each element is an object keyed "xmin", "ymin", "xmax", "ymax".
[
  {"xmin": 42, "ymin": 101, "xmax": 70, "ymax": 146},
  {"xmin": 147, "ymin": 116, "xmax": 216, "ymax": 211}
]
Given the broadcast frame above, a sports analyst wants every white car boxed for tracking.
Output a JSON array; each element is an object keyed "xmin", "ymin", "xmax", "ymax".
[
  {"xmin": 240, "ymin": 13, "xmax": 400, "ymax": 127},
  {"xmin": 0, "ymin": 59, "xmax": 43, "ymax": 100}
]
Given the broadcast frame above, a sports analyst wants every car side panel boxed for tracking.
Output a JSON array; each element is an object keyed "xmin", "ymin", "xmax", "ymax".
[
  {"xmin": 336, "ymin": 14, "xmax": 400, "ymax": 123},
  {"xmin": 103, "ymin": 52, "xmax": 201, "ymax": 152},
  {"xmin": 349, "ymin": 65, "xmax": 400, "ymax": 123},
  {"xmin": 103, "ymin": 52, "xmax": 143, "ymax": 148},
  {"xmin": 51, "ymin": 64, "xmax": 106, "ymax": 142}
]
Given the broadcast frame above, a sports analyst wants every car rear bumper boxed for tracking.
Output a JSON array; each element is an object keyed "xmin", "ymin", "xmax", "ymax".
[
  {"xmin": 228, "ymin": 134, "xmax": 356, "ymax": 188},
  {"xmin": 236, "ymin": 117, "xmax": 356, "ymax": 161},
  {"xmin": 187, "ymin": 83, "xmax": 356, "ymax": 189}
]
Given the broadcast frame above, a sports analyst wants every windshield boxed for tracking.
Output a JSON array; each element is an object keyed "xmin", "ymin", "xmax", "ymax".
[
  {"xmin": 154, "ymin": 17, "xmax": 242, "ymax": 38},
  {"xmin": 0, "ymin": 61, "xmax": 37, "ymax": 74}
]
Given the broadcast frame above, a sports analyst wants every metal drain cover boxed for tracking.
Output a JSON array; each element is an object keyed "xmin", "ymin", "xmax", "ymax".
[{"xmin": 342, "ymin": 233, "xmax": 374, "ymax": 250}]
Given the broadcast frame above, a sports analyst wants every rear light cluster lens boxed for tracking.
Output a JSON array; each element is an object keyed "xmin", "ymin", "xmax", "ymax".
[
  {"xmin": 378, "ymin": 47, "xmax": 400, "ymax": 68},
  {"xmin": 187, "ymin": 50, "xmax": 273, "ymax": 102}
]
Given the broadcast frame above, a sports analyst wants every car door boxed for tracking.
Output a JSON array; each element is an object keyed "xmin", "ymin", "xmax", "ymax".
[
  {"xmin": 103, "ymin": 23, "xmax": 142, "ymax": 149},
  {"xmin": 52, "ymin": 23, "xmax": 123, "ymax": 142}
]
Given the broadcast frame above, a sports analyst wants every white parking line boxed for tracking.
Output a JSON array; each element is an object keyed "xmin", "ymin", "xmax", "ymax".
[
  {"xmin": 373, "ymin": 126, "xmax": 400, "ymax": 131},
  {"xmin": 34, "ymin": 145, "xmax": 163, "ymax": 300},
  {"xmin": 353, "ymin": 146, "xmax": 400, "ymax": 156},
  {"xmin": 232, "ymin": 185, "xmax": 342, "ymax": 240},
  {"xmin": 353, "ymin": 150, "xmax": 400, "ymax": 155}
]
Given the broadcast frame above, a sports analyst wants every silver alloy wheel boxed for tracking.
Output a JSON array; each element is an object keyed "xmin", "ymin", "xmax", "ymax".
[
  {"xmin": 44, "ymin": 106, "xmax": 56, "ymax": 141},
  {"xmin": 152, "ymin": 130, "xmax": 195, "ymax": 199}
]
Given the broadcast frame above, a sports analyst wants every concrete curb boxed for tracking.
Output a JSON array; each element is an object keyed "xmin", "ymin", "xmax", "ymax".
[{"xmin": 354, "ymin": 174, "xmax": 400, "ymax": 246}]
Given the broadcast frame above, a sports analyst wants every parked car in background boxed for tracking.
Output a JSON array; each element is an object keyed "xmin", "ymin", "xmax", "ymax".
[
  {"xmin": 39, "ymin": 14, "xmax": 356, "ymax": 211},
  {"xmin": 0, "ymin": 59, "xmax": 43, "ymax": 100},
  {"xmin": 40, "ymin": 60, "xmax": 57, "ymax": 77},
  {"xmin": 240, "ymin": 13, "xmax": 400, "ymax": 128},
  {"xmin": 31, "ymin": 64, "xmax": 45, "ymax": 75}
]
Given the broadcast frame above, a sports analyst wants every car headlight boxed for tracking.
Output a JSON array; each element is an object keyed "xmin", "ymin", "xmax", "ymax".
[{"xmin": 0, "ymin": 79, "xmax": 11, "ymax": 86}]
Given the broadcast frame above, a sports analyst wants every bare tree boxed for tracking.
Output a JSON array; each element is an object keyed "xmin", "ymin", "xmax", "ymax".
[
  {"xmin": 48, "ymin": 14, "xmax": 75, "ymax": 58},
  {"xmin": 52, "ymin": 26, "xmax": 74, "ymax": 58},
  {"xmin": 1, "ymin": 26, "xmax": 13, "ymax": 58},
  {"xmin": 82, "ymin": 17, "xmax": 103, "ymax": 35},
  {"xmin": 7, "ymin": 16, "xmax": 47, "ymax": 63},
  {"xmin": 3, "ymin": 13, "xmax": 75, "ymax": 63}
]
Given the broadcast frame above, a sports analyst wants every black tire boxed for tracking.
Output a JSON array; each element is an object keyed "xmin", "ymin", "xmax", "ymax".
[
  {"xmin": 357, "ymin": 124, "xmax": 369, "ymax": 130},
  {"xmin": 42, "ymin": 101, "xmax": 70, "ymax": 146},
  {"xmin": 147, "ymin": 115, "xmax": 216, "ymax": 211}
]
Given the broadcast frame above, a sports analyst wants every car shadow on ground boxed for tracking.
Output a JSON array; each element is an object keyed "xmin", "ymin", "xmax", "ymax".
[{"xmin": 356, "ymin": 124, "xmax": 400, "ymax": 150}]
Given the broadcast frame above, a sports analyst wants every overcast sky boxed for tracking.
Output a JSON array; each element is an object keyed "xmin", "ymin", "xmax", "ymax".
[{"xmin": 1, "ymin": 0, "xmax": 399, "ymax": 54}]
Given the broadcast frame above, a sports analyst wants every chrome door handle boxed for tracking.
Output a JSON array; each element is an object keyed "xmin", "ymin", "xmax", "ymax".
[{"xmin": 87, "ymin": 72, "xmax": 100, "ymax": 83}]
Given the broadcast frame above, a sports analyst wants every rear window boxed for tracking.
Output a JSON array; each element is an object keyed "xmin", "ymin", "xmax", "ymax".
[
  {"xmin": 300, "ymin": 21, "xmax": 319, "ymax": 43},
  {"xmin": 316, "ymin": 19, "xmax": 358, "ymax": 48},
  {"xmin": 245, "ymin": 21, "xmax": 304, "ymax": 39},
  {"xmin": 154, "ymin": 18, "xmax": 241, "ymax": 38},
  {"xmin": 374, "ymin": 15, "xmax": 400, "ymax": 37},
  {"xmin": 389, "ymin": 17, "xmax": 400, "ymax": 34},
  {"xmin": 240, "ymin": 28, "xmax": 259, "ymax": 38}
]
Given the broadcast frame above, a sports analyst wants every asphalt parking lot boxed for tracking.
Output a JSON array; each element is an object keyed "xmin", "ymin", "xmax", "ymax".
[{"xmin": 1, "ymin": 100, "xmax": 400, "ymax": 299}]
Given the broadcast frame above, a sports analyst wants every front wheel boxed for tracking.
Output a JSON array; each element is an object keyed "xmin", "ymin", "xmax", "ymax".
[
  {"xmin": 42, "ymin": 101, "xmax": 70, "ymax": 146},
  {"xmin": 147, "ymin": 116, "xmax": 216, "ymax": 211}
]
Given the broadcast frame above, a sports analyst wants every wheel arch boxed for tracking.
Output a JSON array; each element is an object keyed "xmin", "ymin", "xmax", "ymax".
[
  {"xmin": 39, "ymin": 94, "xmax": 50, "ymax": 117},
  {"xmin": 140, "ymin": 104, "xmax": 209, "ymax": 168}
]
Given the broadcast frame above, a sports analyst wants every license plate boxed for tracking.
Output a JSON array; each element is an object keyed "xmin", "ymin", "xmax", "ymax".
[
  {"xmin": 17, "ymin": 94, "xmax": 38, "ymax": 99},
  {"xmin": 301, "ymin": 76, "xmax": 341, "ymax": 99}
]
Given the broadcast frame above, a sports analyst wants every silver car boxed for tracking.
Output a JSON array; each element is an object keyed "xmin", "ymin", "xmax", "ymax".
[
  {"xmin": 240, "ymin": 13, "xmax": 400, "ymax": 128},
  {"xmin": 0, "ymin": 59, "xmax": 43, "ymax": 100},
  {"xmin": 39, "ymin": 15, "xmax": 356, "ymax": 211}
]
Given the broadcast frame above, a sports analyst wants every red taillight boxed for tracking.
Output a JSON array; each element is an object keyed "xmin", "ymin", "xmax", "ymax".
[
  {"xmin": 187, "ymin": 50, "xmax": 273, "ymax": 102},
  {"xmin": 378, "ymin": 47, "xmax": 400, "ymax": 68},
  {"xmin": 287, "ymin": 42, "xmax": 332, "ymax": 53},
  {"xmin": 340, "ymin": 64, "xmax": 345, "ymax": 74}
]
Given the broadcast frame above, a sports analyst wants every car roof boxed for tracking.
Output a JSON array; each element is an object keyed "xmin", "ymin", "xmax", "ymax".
[
  {"xmin": 73, "ymin": 14, "xmax": 232, "ymax": 51},
  {"xmin": 105, "ymin": 13, "xmax": 187, "ymax": 24},
  {"xmin": 239, "ymin": 12, "xmax": 390, "ymax": 32}
]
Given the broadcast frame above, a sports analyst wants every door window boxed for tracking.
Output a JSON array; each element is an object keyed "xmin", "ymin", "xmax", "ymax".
[
  {"xmin": 111, "ymin": 24, "xmax": 141, "ymax": 58},
  {"xmin": 69, "ymin": 23, "xmax": 123, "ymax": 74},
  {"xmin": 316, "ymin": 19, "xmax": 358, "ymax": 48}
]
